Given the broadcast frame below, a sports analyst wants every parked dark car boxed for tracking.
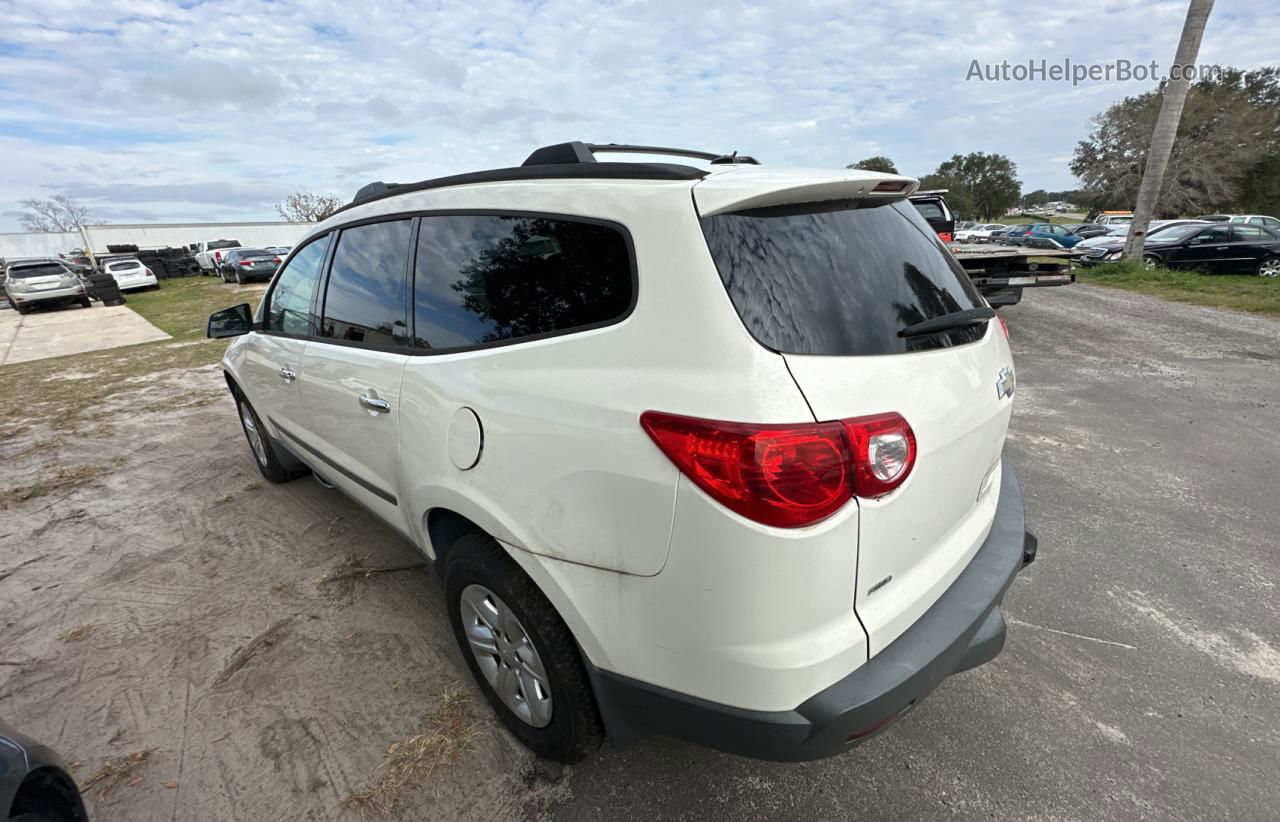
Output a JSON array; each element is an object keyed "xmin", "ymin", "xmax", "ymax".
[
  {"xmin": 998, "ymin": 224, "xmax": 1040, "ymax": 245},
  {"xmin": 219, "ymin": 248, "xmax": 281, "ymax": 284},
  {"xmin": 1079, "ymin": 223, "xmax": 1280, "ymax": 275},
  {"xmin": 1067, "ymin": 224, "xmax": 1110, "ymax": 240},
  {"xmin": 1, "ymin": 719, "xmax": 89, "ymax": 821}
]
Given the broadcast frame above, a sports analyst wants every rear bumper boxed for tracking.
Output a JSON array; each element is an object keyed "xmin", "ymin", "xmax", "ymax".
[
  {"xmin": 117, "ymin": 274, "xmax": 158, "ymax": 290},
  {"xmin": 7, "ymin": 284, "xmax": 85, "ymax": 303},
  {"xmin": 587, "ymin": 458, "xmax": 1033, "ymax": 762}
]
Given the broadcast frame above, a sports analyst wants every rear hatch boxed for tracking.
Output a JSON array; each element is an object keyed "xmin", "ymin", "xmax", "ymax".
[{"xmin": 696, "ymin": 177, "xmax": 1015, "ymax": 656}]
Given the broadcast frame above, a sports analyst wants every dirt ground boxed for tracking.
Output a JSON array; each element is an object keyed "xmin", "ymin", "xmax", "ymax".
[{"xmin": 0, "ymin": 341, "xmax": 556, "ymax": 820}]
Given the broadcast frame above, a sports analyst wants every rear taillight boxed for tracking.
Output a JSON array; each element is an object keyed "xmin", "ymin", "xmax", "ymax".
[
  {"xmin": 939, "ymin": 232, "xmax": 953, "ymax": 243},
  {"xmin": 215, "ymin": 251, "xmax": 222, "ymax": 260},
  {"xmin": 640, "ymin": 411, "xmax": 916, "ymax": 528},
  {"xmin": 145, "ymin": 267, "xmax": 153, "ymax": 276},
  {"xmin": 239, "ymin": 260, "xmax": 253, "ymax": 266},
  {"xmin": 272, "ymin": 257, "xmax": 282, "ymax": 265},
  {"xmin": 841, "ymin": 413, "xmax": 917, "ymax": 499}
]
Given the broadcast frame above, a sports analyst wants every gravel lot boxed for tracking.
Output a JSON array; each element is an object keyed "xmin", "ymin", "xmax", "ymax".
[{"xmin": 2, "ymin": 284, "xmax": 1277, "ymax": 820}]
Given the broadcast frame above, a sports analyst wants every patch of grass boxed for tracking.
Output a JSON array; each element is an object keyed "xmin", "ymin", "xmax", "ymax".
[
  {"xmin": 342, "ymin": 686, "xmax": 480, "ymax": 816},
  {"xmin": 1078, "ymin": 260, "xmax": 1280, "ymax": 317},
  {"xmin": 57, "ymin": 623, "xmax": 95, "ymax": 641},
  {"xmin": 80, "ymin": 749, "xmax": 155, "ymax": 800},
  {"xmin": 125, "ymin": 277, "xmax": 266, "ymax": 340},
  {"xmin": 4, "ymin": 459, "xmax": 125, "ymax": 508}
]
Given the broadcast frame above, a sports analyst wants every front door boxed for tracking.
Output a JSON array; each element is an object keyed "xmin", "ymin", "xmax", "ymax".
[
  {"xmin": 241, "ymin": 233, "xmax": 332, "ymax": 436},
  {"xmin": 293, "ymin": 218, "xmax": 415, "ymax": 534},
  {"xmin": 1168, "ymin": 224, "xmax": 1232, "ymax": 272}
]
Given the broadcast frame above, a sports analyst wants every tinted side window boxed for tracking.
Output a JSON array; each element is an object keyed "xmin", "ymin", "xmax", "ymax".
[
  {"xmin": 1232, "ymin": 225, "xmax": 1268, "ymax": 241},
  {"xmin": 320, "ymin": 220, "xmax": 413, "ymax": 347},
  {"xmin": 266, "ymin": 234, "xmax": 331, "ymax": 336},
  {"xmin": 1199, "ymin": 225, "xmax": 1232, "ymax": 243},
  {"xmin": 412, "ymin": 215, "xmax": 632, "ymax": 350}
]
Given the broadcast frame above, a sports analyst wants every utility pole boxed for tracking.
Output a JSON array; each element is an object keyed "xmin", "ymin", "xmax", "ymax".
[
  {"xmin": 1123, "ymin": 0, "xmax": 1215, "ymax": 263},
  {"xmin": 77, "ymin": 223, "xmax": 98, "ymax": 268}
]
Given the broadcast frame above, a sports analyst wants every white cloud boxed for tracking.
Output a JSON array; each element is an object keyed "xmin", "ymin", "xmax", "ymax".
[{"xmin": 0, "ymin": 0, "xmax": 1276, "ymax": 230}]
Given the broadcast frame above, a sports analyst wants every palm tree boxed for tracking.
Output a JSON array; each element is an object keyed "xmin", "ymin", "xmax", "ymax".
[{"xmin": 1123, "ymin": 0, "xmax": 1215, "ymax": 264}]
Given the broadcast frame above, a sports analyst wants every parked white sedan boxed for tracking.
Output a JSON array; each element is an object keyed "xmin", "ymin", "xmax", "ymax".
[
  {"xmin": 954, "ymin": 223, "xmax": 1008, "ymax": 243},
  {"xmin": 104, "ymin": 257, "xmax": 158, "ymax": 291}
]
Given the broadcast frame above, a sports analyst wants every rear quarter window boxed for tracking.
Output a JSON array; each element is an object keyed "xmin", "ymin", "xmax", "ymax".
[
  {"xmin": 701, "ymin": 201, "xmax": 985, "ymax": 356},
  {"xmin": 411, "ymin": 215, "xmax": 632, "ymax": 351}
]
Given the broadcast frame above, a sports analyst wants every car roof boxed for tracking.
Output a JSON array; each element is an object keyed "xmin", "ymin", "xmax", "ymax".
[
  {"xmin": 332, "ymin": 140, "xmax": 918, "ymax": 222},
  {"xmin": 9, "ymin": 258, "xmax": 66, "ymax": 268}
]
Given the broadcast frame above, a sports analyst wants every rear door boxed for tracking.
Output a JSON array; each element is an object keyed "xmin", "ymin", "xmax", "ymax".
[
  {"xmin": 699, "ymin": 200, "xmax": 1015, "ymax": 655},
  {"xmin": 1227, "ymin": 225, "xmax": 1273, "ymax": 273},
  {"xmin": 242, "ymin": 233, "xmax": 332, "ymax": 438},
  {"xmin": 295, "ymin": 218, "xmax": 414, "ymax": 533}
]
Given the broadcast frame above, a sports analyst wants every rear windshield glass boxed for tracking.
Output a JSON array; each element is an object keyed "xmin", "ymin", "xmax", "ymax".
[
  {"xmin": 911, "ymin": 201, "xmax": 946, "ymax": 222},
  {"xmin": 701, "ymin": 201, "xmax": 986, "ymax": 356},
  {"xmin": 8, "ymin": 264, "xmax": 67, "ymax": 278},
  {"xmin": 107, "ymin": 260, "xmax": 140, "ymax": 269},
  {"xmin": 209, "ymin": 240, "xmax": 241, "ymax": 250},
  {"xmin": 238, "ymin": 249, "xmax": 271, "ymax": 257}
]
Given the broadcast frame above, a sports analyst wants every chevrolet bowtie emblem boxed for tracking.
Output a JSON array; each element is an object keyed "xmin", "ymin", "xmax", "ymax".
[{"xmin": 996, "ymin": 366, "xmax": 1016, "ymax": 400}]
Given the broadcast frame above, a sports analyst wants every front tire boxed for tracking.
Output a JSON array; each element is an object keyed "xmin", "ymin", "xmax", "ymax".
[
  {"xmin": 234, "ymin": 390, "xmax": 308, "ymax": 483},
  {"xmin": 1142, "ymin": 254, "xmax": 1161, "ymax": 270},
  {"xmin": 445, "ymin": 533, "xmax": 603, "ymax": 763},
  {"xmin": 1256, "ymin": 256, "xmax": 1280, "ymax": 278}
]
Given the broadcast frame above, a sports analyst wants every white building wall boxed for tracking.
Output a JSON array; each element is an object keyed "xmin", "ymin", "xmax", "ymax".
[{"xmin": 0, "ymin": 221, "xmax": 315, "ymax": 261}]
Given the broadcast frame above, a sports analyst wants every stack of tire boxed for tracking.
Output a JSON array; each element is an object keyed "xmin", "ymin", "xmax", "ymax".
[{"xmin": 88, "ymin": 270, "xmax": 125, "ymax": 305}]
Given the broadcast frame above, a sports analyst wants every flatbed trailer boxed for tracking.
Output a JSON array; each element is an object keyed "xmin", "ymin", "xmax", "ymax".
[{"xmin": 948, "ymin": 243, "xmax": 1078, "ymax": 307}]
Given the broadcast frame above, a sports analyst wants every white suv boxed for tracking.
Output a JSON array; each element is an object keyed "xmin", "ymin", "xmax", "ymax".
[{"xmin": 208, "ymin": 142, "xmax": 1036, "ymax": 763}]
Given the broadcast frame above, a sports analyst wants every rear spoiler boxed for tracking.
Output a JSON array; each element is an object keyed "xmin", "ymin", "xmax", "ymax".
[{"xmin": 694, "ymin": 168, "xmax": 920, "ymax": 217}]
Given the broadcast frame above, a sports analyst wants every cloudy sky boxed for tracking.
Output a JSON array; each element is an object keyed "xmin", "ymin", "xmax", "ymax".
[{"xmin": 0, "ymin": 0, "xmax": 1274, "ymax": 231}]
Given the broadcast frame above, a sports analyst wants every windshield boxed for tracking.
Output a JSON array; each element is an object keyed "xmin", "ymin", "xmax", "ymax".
[
  {"xmin": 700, "ymin": 201, "xmax": 985, "ymax": 356},
  {"xmin": 8, "ymin": 263, "xmax": 68, "ymax": 279}
]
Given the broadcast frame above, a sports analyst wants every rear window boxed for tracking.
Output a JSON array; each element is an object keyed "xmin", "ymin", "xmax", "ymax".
[
  {"xmin": 911, "ymin": 201, "xmax": 946, "ymax": 222},
  {"xmin": 208, "ymin": 240, "xmax": 241, "ymax": 250},
  {"xmin": 701, "ymin": 201, "xmax": 986, "ymax": 356},
  {"xmin": 107, "ymin": 260, "xmax": 140, "ymax": 270},
  {"xmin": 8, "ymin": 264, "xmax": 67, "ymax": 279}
]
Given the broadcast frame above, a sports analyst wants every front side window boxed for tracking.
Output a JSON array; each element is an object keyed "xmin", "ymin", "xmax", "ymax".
[
  {"xmin": 320, "ymin": 219, "xmax": 413, "ymax": 347},
  {"xmin": 701, "ymin": 201, "xmax": 985, "ymax": 356},
  {"xmin": 412, "ymin": 215, "xmax": 632, "ymax": 350},
  {"xmin": 266, "ymin": 234, "xmax": 331, "ymax": 336},
  {"xmin": 1198, "ymin": 225, "xmax": 1232, "ymax": 243}
]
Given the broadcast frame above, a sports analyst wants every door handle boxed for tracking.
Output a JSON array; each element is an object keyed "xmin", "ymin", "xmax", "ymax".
[
  {"xmin": 1216, "ymin": 246, "xmax": 1229, "ymax": 251},
  {"xmin": 359, "ymin": 394, "xmax": 391, "ymax": 413},
  {"xmin": 278, "ymin": 366, "xmax": 296, "ymax": 382}
]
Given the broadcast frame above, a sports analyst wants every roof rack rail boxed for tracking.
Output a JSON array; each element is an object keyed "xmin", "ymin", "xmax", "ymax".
[{"xmin": 522, "ymin": 141, "xmax": 759, "ymax": 167}]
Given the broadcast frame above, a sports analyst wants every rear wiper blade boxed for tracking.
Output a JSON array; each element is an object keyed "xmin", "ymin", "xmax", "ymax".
[{"xmin": 898, "ymin": 306, "xmax": 996, "ymax": 338}]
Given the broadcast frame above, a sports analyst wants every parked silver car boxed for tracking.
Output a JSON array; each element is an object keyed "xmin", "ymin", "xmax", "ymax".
[{"xmin": 2, "ymin": 260, "xmax": 92, "ymax": 315}]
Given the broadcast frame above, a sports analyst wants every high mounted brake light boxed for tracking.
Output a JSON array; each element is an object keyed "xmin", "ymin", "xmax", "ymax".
[
  {"xmin": 872, "ymin": 181, "xmax": 910, "ymax": 193},
  {"xmin": 641, "ymin": 411, "xmax": 916, "ymax": 528}
]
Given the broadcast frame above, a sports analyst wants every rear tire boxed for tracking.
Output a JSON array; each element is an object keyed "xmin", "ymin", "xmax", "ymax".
[
  {"xmin": 1256, "ymin": 256, "xmax": 1280, "ymax": 278},
  {"xmin": 234, "ymin": 267, "xmax": 243, "ymax": 285},
  {"xmin": 15, "ymin": 302, "xmax": 29, "ymax": 315},
  {"xmin": 79, "ymin": 296, "xmax": 92, "ymax": 308},
  {"xmin": 233, "ymin": 390, "xmax": 308, "ymax": 483},
  {"xmin": 444, "ymin": 533, "xmax": 603, "ymax": 763}
]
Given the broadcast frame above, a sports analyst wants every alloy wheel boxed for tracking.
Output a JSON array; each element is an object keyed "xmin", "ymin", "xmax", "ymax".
[
  {"xmin": 460, "ymin": 584, "xmax": 553, "ymax": 728},
  {"xmin": 1259, "ymin": 258, "xmax": 1280, "ymax": 278},
  {"xmin": 239, "ymin": 402, "xmax": 268, "ymax": 467}
]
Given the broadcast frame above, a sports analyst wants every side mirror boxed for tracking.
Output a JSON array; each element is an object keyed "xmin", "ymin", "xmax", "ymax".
[{"xmin": 208, "ymin": 303, "xmax": 253, "ymax": 338}]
